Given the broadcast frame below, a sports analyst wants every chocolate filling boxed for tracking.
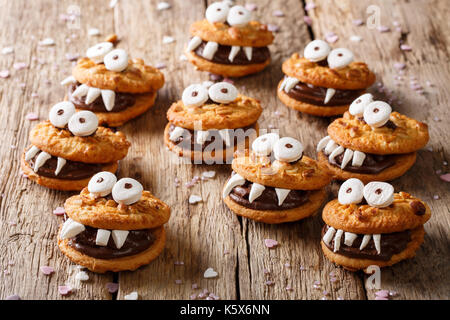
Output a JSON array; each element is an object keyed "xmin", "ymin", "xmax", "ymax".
[
  {"xmin": 68, "ymin": 225, "xmax": 156, "ymax": 259},
  {"xmin": 27, "ymin": 154, "xmax": 104, "ymax": 180},
  {"xmin": 169, "ymin": 123, "xmax": 256, "ymax": 151},
  {"xmin": 322, "ymin": 225, "xmax": 411, "ymax": 261},
  {"xmin": 68, "ymin": 83, "xmax": 136, "ymax": 112},
  {"xmin": 229, "ymin": 179, "xmax": 309, "ymax": 211},
  {"xmin": 194, "ymin": 40, "xmax": 270, "ymax": 65},
  {"xmin": 325, "ymin": 151, "xmax": 397, "ymax": 174},
  {"xmin": 284, "ymin": 78, "xmax": 364, "ymax": 106}
]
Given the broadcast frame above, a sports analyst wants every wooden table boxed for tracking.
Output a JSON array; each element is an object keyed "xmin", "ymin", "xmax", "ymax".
[{"xmin": 0, "ymin": 0, "xmax": 448, "ymax": 300}]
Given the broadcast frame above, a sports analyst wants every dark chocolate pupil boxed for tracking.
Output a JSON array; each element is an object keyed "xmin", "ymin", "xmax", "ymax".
[
  {"xmin": 338, "ymin": 53, "xmax": 343, "ymax": 57},
  {"xmin": 346, "ymin": 188, "xmax": 352, "ymax": 193},
  {"xmin": 285, "ymin": 143, "xmax": 293, "ymax": 148},
  {"xmin": 238, "ymin": 11, "xmax": 243, "ymax": 15},
  {"xmin": 57, "ymin": 109, "xmax": 64, "ymax": 115},
  {"xmin": 314, "ymin": 46, "xmax": 319, "ymax": 51},
  {"xmin": 97, "ymin": 177, "xmax": 104, "ymax": 183},
  {"xmin": 221, "ymin": 88, "xmax": 228, "ymax": 93},
  {"xmin": 113, "ymin": 55, "xmax": 118, "ymax": 60},
  {"xmin": 375, "ymin": 188, "xmax": 382, "ymax": 194},
  {"xmin": 356, "ymin": 99, "xmax": 361, "ymax": 104},
  {"xmin": 125, "ymin": 183, "xmax": 132, "ymax": 189},
  {"xmin": 374, "ymin": 108, "xmax": 379, "ymax": 113},
  {"xmin": 192, "ymin": 91, "xmax": 198, "ymax": 97},
  {"xmin": 79, "ymin": 118, "xmax": 85, "ymax": 123},
  {"xmin": 217, "ymin": 8, "xmax": 221, "ymax": 11}
]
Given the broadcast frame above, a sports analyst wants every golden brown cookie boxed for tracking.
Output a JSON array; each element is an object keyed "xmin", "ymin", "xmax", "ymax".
[
  {"xmin": 328, "ymin": 112, "xmax": 430, "ymax": 154},
  {"xmin": 30, "ymin": 121, "xmax": 130, "ymax": 163},
  {"xmin": 317, "ymin": 151, "xmax": 417, "ymax": 183},
  {"xmin": 73, "ymin": 58, "xmax": 164, "ymax": 93}
]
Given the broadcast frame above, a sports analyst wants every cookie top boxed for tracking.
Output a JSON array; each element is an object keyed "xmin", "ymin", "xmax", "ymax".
[
  {"xmin": 323, "ymin": 192, "xmax": 431, "ymax": 234},
  {"xmin": 73, "ymin": 57, "xmax": 164, "ymax": 93},
  {"xmin": 328, "ymin": 111, "xmax": 429, "ymax": 154},
  {"xmin": 190, "ymin": 20, "xmax": 274, "ymax": 47},
  {"xmin": 166, "ymin": 82, "xmax": 262, "ymax": 130},
  {"xmin": 282, "ymin": 53, "xmax": 375, "ymax": 90},
  {"xmin": 65, "ymin": 188, "xmax": 170, "ymax": 230},
  {"xmin": 30, "ymin": 121, "xmax": 130, "ymax": 163}
]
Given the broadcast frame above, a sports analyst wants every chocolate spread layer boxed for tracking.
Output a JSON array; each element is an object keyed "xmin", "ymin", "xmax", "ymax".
[
  {"xmin": 194, "ymin": 41, "xmax": 270, "ymax": 65},
  {"xmin": 285, "ymin": 79, "xmax": 364, "ymax": 106},
  {"xmin": 229, "ymin": 180, "xmax": 309, "ymax": 211},
  {"xmin": 169, "ymin": 123, "xmax": 256, "ymax": 151},
  {"xmin": 68, "ymin": 83, "xmax": 136, "ymax": 112},
  {"xmin": 68, "ymin": 226, "xmax": 156, "ymax": 259},
  {"xmin": 322, "ymin": 225, "xmax": 411, "ymax": 261},
  {"xmin": 27, "ymin": 154, "xmax": 104, "ymax": 180},
  {"xmin": 325, "ymin": 151, "xmax": 397, "ymax": 174}
]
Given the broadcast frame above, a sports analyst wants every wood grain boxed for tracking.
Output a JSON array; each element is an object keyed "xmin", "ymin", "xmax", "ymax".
[{"xmin": 0, "ymin": 0, "xmax": 448, "ymax": 300}]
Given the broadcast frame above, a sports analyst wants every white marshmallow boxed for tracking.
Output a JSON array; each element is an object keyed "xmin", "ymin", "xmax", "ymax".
[
  {"xmin": 206, "ymin": 2, "xmax": 230, "ymax": 23},
  {"xmin": 324, "ymin": 139, "xmax": 338, "ymax": 155},
  {"xmin": 283, "ymin": 77, "xmax": 300, "ymax": 93},
  {"xmin": 243, "ymin": 46, "xmax": 252, "ymax": 61},
  {"xmin": 363, "ymin": 181, "xmax": 394, "ymax": 208},
  {"xmin": 101, "ymin": 89, "xmax": 115, "ymax": 111},
  {"xmin": 327, "ymin": 48, "xmax": 354, "ymax": 69},
  {"xmin": 60, "ymin": 218, "xmax": 85, "ymax": 239},
  {"xmin": 112, "ymin": 178, "xmax": 143, "ymax": 205},
  {"xmin": 112, "ymin": 230, "xmax": 129, "ymax": 249},
  {"xmin": 338, "ymin": 178, "xmax": 364, "ymax": 205},
  {"xmin": 169, "ymin": 126, "xmax": 188, "ymax": 142},
  {"xmin": 344, "ymin": 232, "xmax": 358, "ymax": 246},
  {"xmin": 352, "ymin": 150, "xmax": 366, "ymax": 166},
  {"xmin": 25, "ymin": 146, "xmax": 40, "ymax": 161},
  {"xmin": 86, "ymin": 42, "xmax": 113, "ymax": 64},
  {"xmin": 316, "ymin": 136, "xmax": 331, "ymax": 152},
  {"xmin": 322, "ymin": 227, "xmax": 336, "ymax": 246},
  {"xmin": 187, "ymin": 36, "xmax": 202, "ymax": 51},
  {"xmin": 228, "ymin": 46, "xmax": 240, "ymax": 62},
  {"xmin": 49, "ymin": 101, "xmax": 76, "ymax": 128},
  {"xmin": 252, "ymin": 133, "xmax": 280, "ymax": 156},
  {"xmin": 33, "ymin": 151, "xmax": 52, "ymax": 172},
  {"xmin": 340, "ymin": 148, "xmax": 354, "ymax": 169},
  {"xmin": 373, "ymin": 234, "xmax": 381, "ymax": 254},
  {"xmin": 104, "ymin": 49, "xmax": 128, "ymax": 72},
  {"xmin": 363, "ymin": 101, "xmax": 392, "ymax": 128},
  {"xmin": 324, "ymin": 88, "xmax": 336, "ymax": 104},
  {"xmin": 273, "ymin": 137, "xmax": 303, "ymax": 162},
  {"xmin": 85, "ymin": 87, "xmax": 101, "ymax": 104},
  {"xmin": 182, "ymin": 84, "xmax": 209, "ymax": 107},
  {"xmin": 88, "ymin": 171, "xmax": 117, "ymax": 197},
  {"xmin": 60, "ymin": 75, "xmax": 77, "ymax": 86},
  {"xmin": 328, "ymin": 145, "xmax": 344, "ymax": 163},
  {"xmin": 71, "ymin": 84, "xmax": 89, "ymax": 98},
  {"xmin": 208, "ymin": 82, "xmax": 238, "ymax": 104},
  {"xmin": 349, "ymin": 93, "xmax": 373, "ymax": 117},
  {"xmin": 227, "ymin": 5, "xmax": 251, "ymax": 27},
  {"xmin": 222, "ymin": 173, "xmax": 245, "ymax": 198},
  {"xmin": 333, "ymin": 229, "xmax": 344, "ymax": 252},
  {"xmin": 303, "ymin": 39, "xmax": 331, "ymax": 62},
  {"xmin": 55, "ymin": 157, "xmax": 66, "ymax": 176},
  {"xmin": 359, "ymin": 234, "xmax": 371, "ymax": 250},
  {"xmin": 202, "ymin": 41, "xmax": 219, "ymax": 60},
  {"xmin": 68, "ymin": 111, "xmax": 98, "ymax": 136},
  {"xmin": 95, "ymin": 229, "xmax": 111, "ymax": 246},
  {"xmin": 275, "ymin": 188, "xmax": 290, "ymax": 206},
  {"xmin": 248, "ymin": 183, "xmax": 265, "ymax": 203}
]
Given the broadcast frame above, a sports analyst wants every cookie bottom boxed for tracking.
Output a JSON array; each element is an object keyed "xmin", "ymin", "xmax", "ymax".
[
  {"xmin": 317, "ymin": 151, "xmax": 416, "ymax": 183},
  {"xmin": 321, "ymin": 226, "xmax": 425, "ymax": 271},
  {"xmin": 164, "ymin": 122, "xmax": 258, "ymax": 164},
  {"xmin": 186, "ymin": 50, "xmax": 270, "ymax": 78},
  {"xmin": 58, "ymin": 226, "xmax": 166, "ymax": 273},
  {"xmin": 223, "ymin": 188, "xmax": 327, "ymax": 224},
  {"xmin": 21, "ymin": 156, "xmax": 118, "ymax": 191},
  {"xmin": 277, "ymin": 81, "xmax": 350, "ymax": 116}
]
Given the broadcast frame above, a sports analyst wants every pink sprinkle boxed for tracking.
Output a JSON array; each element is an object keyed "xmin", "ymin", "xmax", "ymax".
[
  {"xmin": 198, "ymin": 292, "xmax": 206, "ymax": 299},
  {"xmin": 0, "ymin": 70, "xmax": 10, "ymax": 78},
  {"xmin": 375, "ymin": 296, "xmax": 389, "ymax": 300},
  {"xmin": 263, "ymin": 268, "xmax": 270, "ymax": 274},
  {"xmin": 155, "ymin": 62, "xmax": 166, "ymax": 69},
  {"xmin": 285, "ymin": 285, "xmax": 293, "ymax": 291},
  {"xmin": 209, "ymin": 73, "xmax": 222, "ymax": 81},
  {"xmin": 40, "ymin": 266, "xmax": 54, "ymax": 275},
  {"xmin": 433, "ymin": 195, "xmax": 440, "ymax": 200},
  {"xmin": 223, "ymin": 249, "xmax": 230, "ymax": 255},
  {"xmin": 25, "ymin": 113, "xmax": 39, "ymax": 121},
  {"xmin": 400, "ymin": 44, "xmax": 412, "ymax": 51},
  {"xmin": 265, "ymin": 280, "xmax": 274, "ymax": 286},
  {"xmin": 223, "ymin": 77, "xmax": 234, "ymax": 84},
  {"xmin": 375, "ymin": 289, "xmax": 390, "ymax": 298},
  {"xmin": 106, "ymin": 282, "xmax": 119, "ymax": 293},
  {"xmin": 394, "ymin": 62, "xmax": 406, "ymax": 70},
  {"xmin": 175, "ymin": 279, "xmax": 182, "ymax": 284},
  {"xmin": 325, "ymin": 32, "xmax": 339, "ymax": 43},
  {"xmin": 190, "ymin": 294, "xmax": 197, "ymax": 300},
  {"xmin": 284, "ymin": 263, "xmax": 291, "ymax": 268},
  {"xmin": 330, "ymin": 277, "xmax": 337, "ymax": 282},
  {"xmin": 304, "ymin": 2, "xmax": 316, "ymax": 11},
  {"xmin": 264, "ymin": 238, "xmax": 278, "ymax": 248},
  {"xmin": 352, "ymin": 19, "xmax": 364, "ymax": 26},
  {"xmin": 174, "ymin": 261, "xmax": 184, "ymax": 266},
  {"xmin": 273, "ymin": 10, "xmax": 284, "ymax": 17},
  {"xmin": 192, "ymin": 283, "xmax": 198, "ymax": 289},
  {"xmin": 377, "ymin": 26, "xmax": 390, "ymax": 33},
  {"xmin": 439, "ymin": 173, "xmax": 450, "ymax": 182},
  {"xmin": 13, "ymin": 62, "xmax": 28, "ymax": 70},
  {"xmin": 6, "ymin": 295, "xmax": 21, "ymax": 300},
  {"xmin": 53, "ymin": 207, "xmax": 65, "ymax": 215},
  {"xmin": 245, "ymin": 3, "xmax": 257, "ymax": 11},
  {"xmin": 303, "ymin": 16, "xmax": 312, "ymax": 26},
  {"xmin": 65, "ymin": 53, "xmax": 80, "ymax": 61},
  {"xmin": 58, "ymin": 285, "xmax": 72, "ymax": 296},
  {"xmin": 267, "ymin": 24, "xmax": 280, "ymax": 32}
]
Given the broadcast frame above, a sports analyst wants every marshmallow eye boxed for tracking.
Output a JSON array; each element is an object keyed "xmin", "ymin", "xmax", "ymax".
[
  {"xmin": 363, "ymin": 101, "xmax": 392, "ymax": 128},
  {"xmin": 338, "ymin": 178, "xmax": 364, "ymax": 205},
  {"xmin": 208, "ymin": 82, "xmax": 238, "ymax": 104},
  {"xmin": 86, "ymin": 42, "xmax": 113, "ymax": 64},
  {"xmin": 182, "ymin": 84, "xmax": 209, "ymax": 107},
  {"xmin": 68, "ymin": 111, "xmax": 99, "ymax": 136},
  {"xmin": 112, "ymin": 178, "xmax": 144, "ymax": 205},
  {"xmin": 363, "ymin": 182, "xmax": 394, "ymax": 208},
  {"xmin": 103, "ymin": 49, "xmax": 128, "ymax": 72},
  {"xmin": 252, "ymin": 133, "xmax": 280, "ymax": 156},
  {"xmin": 327, "ymin": 48, "xmax": 354, "ymax": 69},
  {"xmin": 273, "ymin": 137, "xmax": 304, "ymax": 162},
  {"xmin": 227, "ymin": 5, "xmax": 251, "ymax": 27},
  {"xmin": 349, "ymin": 93, "xmax": 374, "ymax": 117},
  {"xmin": 205, "ymin": 2, "xmax": 230, "ymax": 23},
  {"xmin": 304, "ymin": 40, "xmax": 331, "ymax": 62},
  {"xmin": 49, "ymin": 101, "xmax": 76, "ymax": 128},
  {"xmin": 88, "ymin": 172, "xmax": 117, "ymax": 197}
]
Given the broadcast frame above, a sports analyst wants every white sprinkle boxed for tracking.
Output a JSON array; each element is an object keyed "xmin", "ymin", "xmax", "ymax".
[
  {"xmin": 188, "ymin": 195, "xmax": 202, "ymax": 204},
  {"xmin": 157, "ymin": 2, "xmax": 171, "ymax": 10},
  {"xmin": 202, "ymin": 171, "xmax": 216, "ymax": 179},
  {"xmin": 88, "ymin": 28, "xmax": 101, "ymax": 36},
  {"xmin": 2, "ymin": 47, "xmax": 13, "ymax": 55},
  {"xmin": 179, "ymin": 54, "xmax": 188, "ymax": 61},
  {"xmin": 39, "ymin": 38, "xmax": 55, "ymax": 46},
  {"xmin": 350, "ymin": 35, "xmax": 362, "ymax": 42},
  {"xmin": 163, "ymin": 36, "xmax": 175, "ymax": 44},
  {"xmin": 109, "ymin": 0, "xmax": 118, "ymax": 8},
  {"xmin": 124, "ymin": 291, "xmax": 138, "ymax": 300}
]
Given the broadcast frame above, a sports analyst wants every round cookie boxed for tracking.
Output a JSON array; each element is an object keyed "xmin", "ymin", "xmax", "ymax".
[
  {"xmin": 224, "ymin": 187, "xmax": 326, "ymax": 224},
  {"xmin": 167, "ymin": 94, "xmax": 262, "ymax": 130},
  {"xmin": 317, "ymin": 151, "xmax": 417, "ymax": 183},
  {"xmin": 29, "ymin": 121, "xmax": 130, "ymax": 163},
  {"xmin": 73, "ymin": 58, "xmax": 164, "ymax": 93},
  {"xmin": 65, "ymin": 188, "xmax": 171, "ymax": 230},
  {"xmin": 277, "ymin": 81, "xmax": 350, "ymax": 116},
  {"xmin": 282, "ymin": 53, "xmax": 376, "ymax": 90},
  {"xmin": 328, "ymin": 112, "xmax": 430, "ymax": 155},
  {"xmin": 58, "ymin": 226, "xmax": 165, "ymax": 273}
]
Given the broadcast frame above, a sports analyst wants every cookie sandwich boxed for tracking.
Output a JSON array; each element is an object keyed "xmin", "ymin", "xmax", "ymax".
[
  {"xmin": 321, "ymin": 178, "xmax": 431, "ymax": 271},
  {"xmin": 61, "ymin": 41, "xmax": 164, "ymax": 126},
  {"xmin": 222, "ymin": 133, "xmax": 331, "ymax": 224},
  {"xmin": 185, "ymin": 1, "xmax": 274, "ymax": 77},
  {"xmin": 58, "ymin": 172, "xmax": 170, "ymax": 273},
  {"xmin": 165, "ymin": 81, "xmax": 261, "ymax": 163},
  {"xmin": 21, "ymin": 102, "xmax": 130, "ymax": 191},
  {"xmin": 316, "ymin": 94, "xmax": 429, "ymax": 183},
  {"xmin": 278, "ymin": 40, "xmax": 376, "ymax": 116}
]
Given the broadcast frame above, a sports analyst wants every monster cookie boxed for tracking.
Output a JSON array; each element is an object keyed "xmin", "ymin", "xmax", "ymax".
[
  {"xmin": 165, "ymin": 81, "xmax": 261, "ymax": 163},
  {"xmin": 316, "ymin": 94, "xmax": 429, "ymax": 183},
  {"xmin": 278, "ymin": 40, "xmax": 376, "ymax": 116},
  {"xmin": 57, "ymin": 173, "xmax": 170, "ymax": 273},
  {"xmin": 321, "ymin": 178, "xmax": 431, "ymax": 271},
  {"xmin": 185, "ymin": 1, "xmax": 274, "ymax": 77},
  {"xmin": 222, "ymin": 134, "xmax": 331, "ymax": 224},
  {"xmin": 61, "ymin": 39, "xmax": 164, "ymax": 126},
  {"xmin": 20, "ymin": 102, "xmax": 130, "ymax": 191}
]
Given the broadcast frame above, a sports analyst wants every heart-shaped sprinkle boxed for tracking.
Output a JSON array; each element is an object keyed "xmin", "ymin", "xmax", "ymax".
[
  {"xmin": 264, "ymin": 239, "xmax": 278, "ymax": 248},
  {"xmin": 6, "ymin": 294, "xmax": 21, "ymax": 300},
  {"xmin": 204, "ymin": 267, "xmax": 218, "ymax": 278},
  {"xmin": 53, "ymin": 207, "xmax": 65, "ymax": 215},
  {"xmin": 58, "ymin": 285, "xmax": 72, "ymax": 296},
  {"xmin": 439, "ymin": 173, "xmax": 450, "ymax": 182},
  {"xmin": 106, "ymin": 282, "xmax": 119, "ymax": 293},
  {"xmin": 40, "ymin": 266, "xmax": 54, "ymax": 275},
  {"xmin": 25, "ymin": 113, "xmax": 39, "ymax": 121}
]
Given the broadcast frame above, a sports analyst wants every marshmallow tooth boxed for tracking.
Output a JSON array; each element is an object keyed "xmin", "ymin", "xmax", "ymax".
[
  {"xmin": 283, "ymin": 77, "xmax": 300, "ymax": 93},
  {"xmin": 196, "ymin": 130, "xmax": 209, "ymax": 145},
  {"xmin": 85, "ymin": 87, "xmax": 101, "ymax": 104},
  {"xmin": 55, "ymin": 157, "xmax": 66, "ymax": 176},
  {"xmin": 72, "ymin": 84, "xmax": 90, "ymax": 98},
  {"xmin": 169, "ymin": 126, "xmax": 188, "ymax": 142},
  {"xmin": 275, "ymin": 188, "xmax": 290, "ymax": 206},
  {"xmin": 322, "ymin": 227, "xmax": 336, "ymax": 246},
  {"xmin": 248, "ymin": 183, "xmax": 265, "ymax": 203},
  {"xmin": 33, "ymin": 151, "xmax": 52, "ymax": 172},
  {"xmin": 333, "ymin": 229, "xmax": 344, "ymax": 252},
  {"xmin": 324, "ymin": 88, "xmax": 336, "ymax": 104},
  {"xmin": 278, "ymin": 77, "xmax": 288, "ymax": 92},
  {"xmin": 202, "ymin": 41, "xmax": 219, "ymax": 60},
  {"xmin": 328, "ymin": 145, "xmax": 344, "ymax": 163},
  {"xmin": 187, "ymin": 36, "xmax": 202, "ymax": 51},
  {"xmin": 359, "ymin": 234, "xmax": 371, "ymax": 250},
  {"xmin": 243, "ymin": 46, "xmax": 252, "ymax": 61},
  {"xmin": 373, "ymin": 234, "xmax": 381, "ymax": 254},
  {"xmin": 228, "ymin": 46, "xmax": 240, "ymax": 62},
  {"xmin": 222, "ymin": 173, "xmax": 245, "ymax": 198},
  {"xmin": 340, "ymin": 149, "xmax": 354, "ymax": 169},
  {"xmin": 60, "ymin": 218, "xmax": 85, "ymax": 239},
  {"xmin": 60, "ymin": 75, "xmax": 77, "ymax": 86},
  {"xmin": 95, "ymin": 229, "xmax": 111, "ymax": 246},
  {"xmin": 101, "ymin": 89, "xmax": 115, "ymax": 111},
  {"xmin": 344, "ymin": 232, "xmax": 358, "ymax": 246},
  {"xmin": 316, "ymin": 136, "xmax": 331, "ymax": 152},
  {"xmin": 25, "ymin": 146, "xmax": 40, "ymax": 161},
  {"xmin": 112, "ymin": 230, "xmax": 129, "ymax": 249},
  {"xmin": 324, "ymin": 139, "xmax": 338, "ymax": 155},
  {"xmin": 352, "ymin": 150, "xmax": 366, "ymax": 167}
]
